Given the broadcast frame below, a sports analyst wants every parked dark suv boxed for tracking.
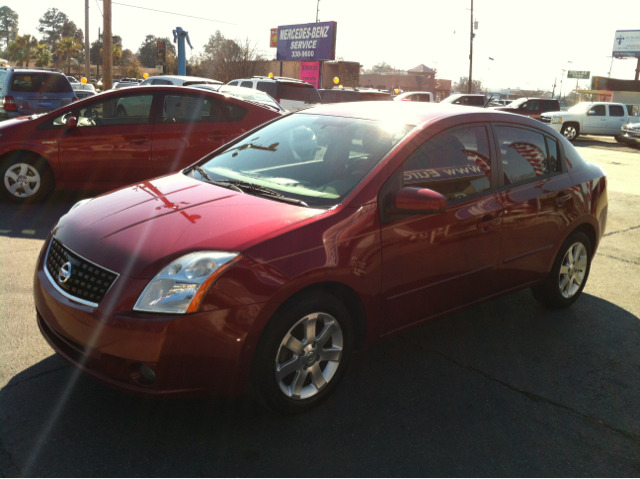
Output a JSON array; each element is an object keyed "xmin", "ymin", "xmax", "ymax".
[
  {"xmin": 318, "ymin": 87, "xmax": 392, "ymax": 104},
  {"xmin": 0, "ymin": 67, "xmax": 76, "ymax": 120}
]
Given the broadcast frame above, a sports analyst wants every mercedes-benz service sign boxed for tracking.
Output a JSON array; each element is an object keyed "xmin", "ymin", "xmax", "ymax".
[{"xmin": 277, "ymin": 21, "xmax": 337, "ymax": 62}]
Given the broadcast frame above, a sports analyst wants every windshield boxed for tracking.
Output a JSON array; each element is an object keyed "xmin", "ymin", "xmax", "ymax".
[
  {"xmin": 568, "ymin": 102, "xmax": 592, "ymax": 113},
  {"xmin": 505, "ymin": 98, "xmax": 527, "ymax": 108},
  {"xmin": 195, "ymin": 114, "xmax": 413, "ymax": 208}
]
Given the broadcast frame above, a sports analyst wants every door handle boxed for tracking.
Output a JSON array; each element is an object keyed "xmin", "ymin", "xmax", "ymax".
[
  {"xmin": 477, "ymin": 216, "xmax": 502, "ymax": 232},
  {"xmin": 129, "ymin": 137, "xmax": 149, "ymax": 144},
  {"xmin": 556, "ymin": 192, "xmax": 572, "ymax": 206}
]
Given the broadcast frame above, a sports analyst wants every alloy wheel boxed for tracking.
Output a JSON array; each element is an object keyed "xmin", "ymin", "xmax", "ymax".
[
  {"xmin": 558, "ymin": 242, "xmax": 588, "ymax": 298},
  {"xmin": 275, "ymin": 312, "xmax": 343, "ymax": 400},
  {"xmin": 563, "ymin": 126, "xmax": 577, "ymax": 140},
  {"xmin": 4, "ymin": 163, "xmax": 41, "ymax": 198}
]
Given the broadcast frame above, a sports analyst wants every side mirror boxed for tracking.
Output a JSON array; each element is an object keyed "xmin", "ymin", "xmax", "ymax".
[
  {"xmin": 588, "ymin": 110, "xmax": 596, "ymax": 116},
  {"xmin": 394, "ymin": 187, "xmax": 447, "ymax": 214},
  {"xmin": 65, "ymin": 116, "xmax": 78, "ymax": 128}
]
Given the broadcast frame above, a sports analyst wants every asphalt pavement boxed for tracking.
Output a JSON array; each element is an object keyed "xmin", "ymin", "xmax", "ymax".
[{"xmin": 0, "ymin": 138, "xmax": 639, "ymax": 476}]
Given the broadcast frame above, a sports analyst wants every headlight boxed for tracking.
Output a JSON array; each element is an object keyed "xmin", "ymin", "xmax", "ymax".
[
  {"xmin": 551, "ymin": 117, "xmax": 562, "ymax": 124},
  {"xmin": 69, "ymin": 198, "xmax": 93, "ymax": 212},
  {"xmin": 133, "ymin": 251, "xmax": 242, "ymax": 314}
]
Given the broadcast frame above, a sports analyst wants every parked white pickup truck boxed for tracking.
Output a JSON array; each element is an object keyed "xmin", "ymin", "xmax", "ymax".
[{"xmin": 540, "ymin": 102, "xmax": 628, "ymax": 141}]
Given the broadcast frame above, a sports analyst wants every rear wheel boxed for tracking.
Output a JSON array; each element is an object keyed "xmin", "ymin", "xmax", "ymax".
[
  {"xmin": 531, "ymin": 231, "xmax": 592, "ymax": 308},
  {"xmin": 561, "ymin": 123, "xmax": 579, "ymax": 141},
  {"xmin": 251, "ymin": 292, "xmax": 353, "ymax": 415},
  {"xmin": 0, "ymin": 153, "xmax": 54, "ymax": 203}
]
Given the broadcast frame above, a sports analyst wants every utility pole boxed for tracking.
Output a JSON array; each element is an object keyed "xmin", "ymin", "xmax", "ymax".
[
  {"xmin": 635, "ymin": 57, "xmax": 640, "ymax": 81},
  {"xmin": 559, "ymin": 69, "xmax": 565, "ymax": 100},
  {"xmin": 316, "ymin": 0, "xmax": 320, "ymax": 22},
  {"xmin": 468, "ymin": 0, "xmax": 474, "ymax": 94},
  {"xmin": 85, "ymin": 0, "xmax": 90, "ymax": 79},
  {"xmin": 552, "ymin": 78, "xmax": 556, "ymax": 99},
  {"xmin": 103, "ymin": 0, "xmax": 112, "ymax": 90}
]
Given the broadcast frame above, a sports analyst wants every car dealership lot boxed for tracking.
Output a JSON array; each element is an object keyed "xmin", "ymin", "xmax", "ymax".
[{"xmin": 1, "ymin": 138, "xmax": 639, "ymax": 475}]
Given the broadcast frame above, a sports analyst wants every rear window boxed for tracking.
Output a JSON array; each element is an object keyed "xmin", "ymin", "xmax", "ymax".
[
  {"xmin": 10, "ymin": 73, "xmax": 72, "ymax": 93},
  {"xmin": 276, "ymin": 83, "xmax": 320, "ymax": 103}
]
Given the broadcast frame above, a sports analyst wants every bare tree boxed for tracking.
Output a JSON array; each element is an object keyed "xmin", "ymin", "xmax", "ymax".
[
  {"xmin": 454, "ymin": 76, "xmax": 485, "ymax": 94},
  {"xmin": 198, "ymin": 31, "xmax": 264, "ymax": 82}
]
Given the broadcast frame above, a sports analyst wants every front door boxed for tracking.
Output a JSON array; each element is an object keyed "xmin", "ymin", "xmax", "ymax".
[
  {"xmin": 493, "ymin": 124, "xmax": 574, "ymax": 287},
  {"xmin": 583, "ymin": 104, "xmax": 607, "ymax": 135},
  {"xmin": 58, "ymin": 92, "xmax": 156, "ymax": 190},
  {"xmin": 380, "ymin": 124, "xmax": 503, "ymax": 332},
  {"xmin": 150, "ymin": 92, "xmax": 237, "ymax": 176}
]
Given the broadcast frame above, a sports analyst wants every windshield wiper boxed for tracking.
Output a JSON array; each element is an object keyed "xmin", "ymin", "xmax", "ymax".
[
  {"xmin": 223, "ymin": 180, "xmax": 309, "ymax": 207},
  {"xmin": 191, "ymin": 166, "xmax": 243, "ymax": 192}
]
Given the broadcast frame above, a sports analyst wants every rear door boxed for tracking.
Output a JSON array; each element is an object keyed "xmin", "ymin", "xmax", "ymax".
[
  {"xmin": 58, "ymin": 91, "xmax": 157, "ymax": 190},
  {"xmin": 492, "ymin": 123, "xmax": 573, "ymax": 287},
  {"xmin": 606, "ymin": 104, "xmax": 627, "ymax": 134},
  {"xmin": 150, "ymin": 92, "xmax": 238, "ymax": 176}
]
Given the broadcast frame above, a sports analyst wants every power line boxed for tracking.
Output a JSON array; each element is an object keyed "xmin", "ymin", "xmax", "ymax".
[
  {"xmin": 94, "ymin": 0, "xmax": 103, "ymax": 16},
  {"xmin": 100, "ymin": 1, "xmax": 237, "ymax": 25}
]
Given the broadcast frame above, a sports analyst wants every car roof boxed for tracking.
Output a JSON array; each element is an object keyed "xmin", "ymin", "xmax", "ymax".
[
  {"xmin": 153, "ymin": 75, "xmax": 222, "ymax": 83},
  {"xmin": 296, "ymin": 101, "xmax": 497, "ymax": 125},
  {"xmin": 319, "ymin": 88, "xmax": 389, "ymax": 94}
]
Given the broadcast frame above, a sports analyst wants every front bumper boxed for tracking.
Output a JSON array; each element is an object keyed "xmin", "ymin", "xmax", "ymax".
[
  {"xmin": 620, "ymin": 130, "xmax": 640, "ymax": 146},
  {"xmin": 34, "ymin": 241, "xmax": 279, "ymax": 398}
]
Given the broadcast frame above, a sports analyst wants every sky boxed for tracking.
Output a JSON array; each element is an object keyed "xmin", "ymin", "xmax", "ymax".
[{"xmin": 7, "ymin": 0, "xmax": 640, "ymax": 92}]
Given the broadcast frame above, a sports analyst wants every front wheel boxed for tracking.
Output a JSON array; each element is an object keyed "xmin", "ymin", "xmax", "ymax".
[
  {"xmin": 561, "ymin": 123, "xmax": 579, "ymax": 141},
  {"xmin": 251, "ymin": 292, "xmax": 354, "ymax": 415},
  {"xmin": 1, "ymin": 154, "xmax": 54, "ymax": 203},
  {"xmin": 531, "ymin": 231, "xmax": 592, "ymax": 308}
]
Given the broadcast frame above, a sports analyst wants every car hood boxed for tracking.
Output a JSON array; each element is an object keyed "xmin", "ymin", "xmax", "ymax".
[
  {"xmin": 541, "ymin": 111, "xmax": 567, "ymax": 117},
  {"xmin": 0, "ymin": 115, "xmax": 32, "ymax": 131},
  {"xmin": 623, "ymin": 122, "xmax": 640, "ymax": 130},
  {"xmin": 53, "ymin": 173, "xmax": 327, "ymax": 278}
]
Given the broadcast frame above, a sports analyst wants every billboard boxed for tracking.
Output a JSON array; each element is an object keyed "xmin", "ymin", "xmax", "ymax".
[
  {"xmin": 300, "ymin": 61, "xmax": 321, "ymax": 88},
  {"xmin": 567, "ymin": 70, "xmax": 590, "ymax": 79},
  {"xmin": 613, "ymin": 30, "xmax": 640, "ymax": 58},
  {"xmin": 277, "ymin": 21, "xmax": 337, "ymax": 61},
  {"xmin": 270, "ymin": 28, "xmax": 278, "ymax": 48}
]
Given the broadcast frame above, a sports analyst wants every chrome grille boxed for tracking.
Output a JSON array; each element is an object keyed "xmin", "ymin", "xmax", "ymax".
[
  {"xmin": 45, "ymin": 237, "xmax": 118, "ymax": 307},
  {"xmin": 539, "ymin": 117, "xmax": 551, "ymax": 124}
]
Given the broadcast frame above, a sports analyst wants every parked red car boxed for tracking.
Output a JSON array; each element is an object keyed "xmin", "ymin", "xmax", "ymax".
[
  {"xmin": 34, "ymin": 102, "xmax": 608, "ymax": 414},
  {"xmin": 0, "ymin": 86, "xmax": 281, "ymax": 202}
]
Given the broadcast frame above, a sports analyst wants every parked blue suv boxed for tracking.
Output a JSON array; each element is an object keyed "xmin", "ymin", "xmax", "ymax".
[{"xmin": 0, "ymin": 67, "xmax": 76, "ymax": 120}]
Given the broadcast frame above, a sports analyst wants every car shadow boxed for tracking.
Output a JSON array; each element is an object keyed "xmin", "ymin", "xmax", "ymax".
[
  {"xmin": 574, "ymin": 136, "xmax": 639, "ymax": 151},
  {"xmin": 0, "ymin": 191, "xmax": 98, "ymax": 240},
  {"xmin": 2, "ymin": 291, "xmax": 640, "ymax": 476}
]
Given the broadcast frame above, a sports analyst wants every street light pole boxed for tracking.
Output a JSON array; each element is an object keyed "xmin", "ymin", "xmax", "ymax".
[{"xmin": 468, "ymin": 0, "xmax": 474, "ymax": 94}]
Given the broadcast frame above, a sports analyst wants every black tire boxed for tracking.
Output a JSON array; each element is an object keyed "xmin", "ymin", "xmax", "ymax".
[
  {"xmin": 0, "ymin": 153, "xmax": 55, "ymax": 203},
  {"xmin": 531, "ymin": 231, "xmax": 592, "ymax": 308},
  {"xmin": 614, "ymin": 135, "xmax": 624, "ymax": 144},
  {"xmin": 561, "ymin": 123, "xmax": 579, "ymax": 141},
  {"xmin": 251, "ymin": 292, "xmax": 354, "ymax": 415}
]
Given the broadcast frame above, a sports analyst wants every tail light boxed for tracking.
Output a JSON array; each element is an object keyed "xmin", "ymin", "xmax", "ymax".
[
  {"xmin": 72, "ymin": 96, "xmax": 79, "ymax": 102},
  {"xmin": 2, "ymin": 96, "xmax": 17, "ymax": 111}
]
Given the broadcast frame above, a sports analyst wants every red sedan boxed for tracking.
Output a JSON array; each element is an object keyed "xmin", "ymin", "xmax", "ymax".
[
  {"xmin": 34, "ymin": 102, "xmax": 608, "ymax": 414},
  {"xmin": 0, "ymin": 86, "xmax": 280, "ymax": 202}
]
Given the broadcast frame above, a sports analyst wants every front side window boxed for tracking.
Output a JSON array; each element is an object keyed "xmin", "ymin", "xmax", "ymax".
[
  {"xmin": 162, "ymin": 94, "xmax": 225, "ymax": 123},
  {"xmin": 403, "ymin": 125, "xmax": 492, "ymax": 201},
  {"xmin": 588, "ymin": 105, "xmax": 606, "ymax": 116},
  {"xmin": 196, "ymin": 114, "xmax": 412, "ymax": 207},
  {"xmin": 495, "ymin": 126, "xmax": 559, "ymax": 184},
  {"xmin": 522, "ymin": 101, "xmax": 540, "ymax": 111},
  {"xmin": 240, "ymin": 81, "xmax": 254, "ymax": 89},
  {"xmin": 77, "ymin": 94, "xmax": 153, "ymax": 127}
]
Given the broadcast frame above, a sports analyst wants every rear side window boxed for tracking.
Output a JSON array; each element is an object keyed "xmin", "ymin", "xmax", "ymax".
[
  {"xmin": 275, "ymin": 83, "xmax": 321, "ymax": 103},
  {"xmin": 240, "ymin": 81, "xmax": 254, "ymax": 89},
  {"xmin": 153, "ymin": 79, "xmax": 172, "ymax": 85},
  {"xmin": 495, "ymin": 126, "xmax": 559, "ymax": 184},
  {"xmin": 224, "ymin": 102, "xmax": 248, "ymax": 122},
  {"xmin": 403, "ymin": 125, "xmax": 492, "ymax": 201},
  {"xmin": 10, "ymin": 73, "xmax": 72, "ymax": 93},
  {"xmin": 609, "ymin": 105, "xmax": 625, "ymax": 117},
  {"xmin": 163, "ymin": 94, "xmax": 225, "ymax": 123},
  {"xmin": 543, "ymin": 100, "xmax": 558, "ymax": 111}
]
